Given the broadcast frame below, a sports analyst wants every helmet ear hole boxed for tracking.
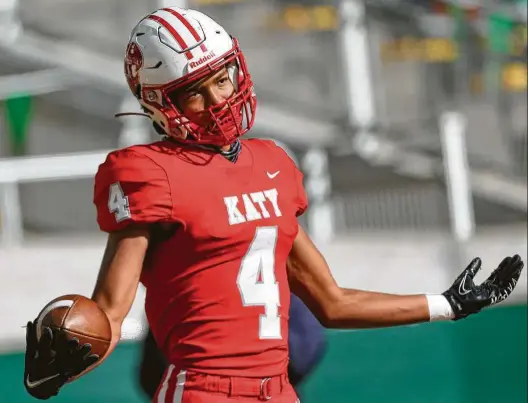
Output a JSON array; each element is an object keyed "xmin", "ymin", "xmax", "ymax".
[
  {"xmin": 142, "ymin": 106, "xmax": 154, "ymax": 115},
  {"xmin": 152, "ymin": 121, "xmax": 166, "ymax": 135},
  {"xmin": 135, "ymin": 84, "xmax": 142, "ymax": 99}
]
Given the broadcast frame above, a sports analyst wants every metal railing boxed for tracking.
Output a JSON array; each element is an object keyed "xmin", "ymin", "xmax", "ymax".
[
  {"xmin": 0, "ymin": 150, "xmax": 112, "ymax": 245},
  {"xmin": 365, "ymin": 1, "xmax": 527, "ymax": 178},
  {"xmin": 0, "ymin": 0, "xmax": 526, "ymax": 246}
]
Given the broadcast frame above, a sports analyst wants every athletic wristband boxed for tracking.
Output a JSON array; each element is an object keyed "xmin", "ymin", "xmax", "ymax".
[{"xmin": 426, "ymin": 294, "xmax": 455, "ymax": 322}]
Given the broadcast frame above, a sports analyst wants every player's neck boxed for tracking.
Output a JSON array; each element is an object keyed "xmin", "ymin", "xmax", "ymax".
[{"xmin": 217, "ymin": 139, "xmax": 241, "ymax": 163}]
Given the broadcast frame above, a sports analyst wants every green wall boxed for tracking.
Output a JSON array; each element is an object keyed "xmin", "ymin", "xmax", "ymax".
[
  {"xmin": 2, "ymin": 304, "xmax": 526, "ymax": 403},
  {"xmin": 302, "ymin": 304, "xmax": 527, "ymax": 403}
]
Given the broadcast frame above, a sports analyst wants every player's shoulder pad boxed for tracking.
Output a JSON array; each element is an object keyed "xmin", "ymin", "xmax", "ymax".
[
  {"xmin": 247, "ymin": 139, "xmax": 308, "ymax": 217},
  {"xmin": 94, "ymin": 145, "xmax": 169, "ymax": 204},
  {"xmin": 98, "ymin": 146, "xmax": 160, "ymax": 175},
  {"xmin": 94, "ymin": 146, "xmax": 172, "ymax": 232},
  {"xmin": 247, "ymin": 138, "xmax": 282, "ymax": 150},
  {"xmin": 246, "ymin": 138, "xmax": 298, "ymax": 167}
]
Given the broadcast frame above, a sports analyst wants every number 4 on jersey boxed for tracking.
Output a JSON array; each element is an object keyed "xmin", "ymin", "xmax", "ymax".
[
  {"xmin": 237, "ymin": 226, "xmax": 281, "ymax": 339},
  {"xmin": 108, "ymin": 182, "xmax": 131, "ymax": 222}
]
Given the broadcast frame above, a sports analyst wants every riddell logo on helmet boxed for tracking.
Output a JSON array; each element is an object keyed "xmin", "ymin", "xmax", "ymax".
[{"xmin": 189, "ymin": 52, "xmax": 216, "ymax": 69}]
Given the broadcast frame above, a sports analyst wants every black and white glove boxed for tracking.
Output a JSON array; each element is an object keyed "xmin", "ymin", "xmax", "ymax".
[
  {"xmin": 24, "ymin": 321, "xmax": 99, "ymax": 400},
  {"xmin": 443, "ymin": 255, "xmax": 524, "ymax": 320}
]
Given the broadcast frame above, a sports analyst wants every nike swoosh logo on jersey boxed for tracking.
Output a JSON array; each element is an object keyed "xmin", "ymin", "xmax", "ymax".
[
  {"xmin": 458, "ymin": 272, "xmax": 472, "ymax": 295},
  {"xmin": 267, "ymin": 171, "xmax": 280, "ymax": 179},
  {"xmin": 26, "ymin": 374, "xmax": 60, "ymax": 389}
]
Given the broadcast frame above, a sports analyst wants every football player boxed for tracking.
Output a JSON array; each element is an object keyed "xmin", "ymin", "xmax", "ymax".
[{"xmin": 23, "ymin": 7, "xmax": 524, "ymax": 403}]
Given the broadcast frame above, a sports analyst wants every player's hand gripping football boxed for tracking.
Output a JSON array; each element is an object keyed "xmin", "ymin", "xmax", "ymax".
[
  {"xmin": 443, "ymin": 255, "xmax": 524, "ymax": 320},
  {"xmin": 24, "ymin": 321, "xmax": 99, "ymax": 400}
]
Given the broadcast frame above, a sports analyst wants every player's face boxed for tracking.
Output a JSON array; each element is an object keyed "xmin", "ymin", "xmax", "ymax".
[{"xmin": 170, "ymin": 67, "xmax": 235, "ymax": 126}]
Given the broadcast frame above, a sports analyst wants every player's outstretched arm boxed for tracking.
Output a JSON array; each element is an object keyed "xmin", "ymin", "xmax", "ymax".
[{"xmin": 287, "ymin": 225, "xmax": 524, "ymax": 329}]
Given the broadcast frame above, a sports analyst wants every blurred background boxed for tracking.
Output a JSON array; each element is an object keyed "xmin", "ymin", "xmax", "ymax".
[{"xmin": 0, "ymin": 0, "xmax": 526, "ymax": 402}]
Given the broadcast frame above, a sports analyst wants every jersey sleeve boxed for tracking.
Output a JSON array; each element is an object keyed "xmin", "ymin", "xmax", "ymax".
[
  {"xmin": 93, "ymin": 149, "xmax": 172, "ymax": 232},
  {"xmin": 293, "ymin": 164, "xmax": 308, "ymax": 217}
]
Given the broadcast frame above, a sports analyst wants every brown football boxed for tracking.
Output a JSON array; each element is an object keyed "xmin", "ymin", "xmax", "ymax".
[{"xmin": 35, "ymin": 294, "xmax": 112, "ymax": 358}]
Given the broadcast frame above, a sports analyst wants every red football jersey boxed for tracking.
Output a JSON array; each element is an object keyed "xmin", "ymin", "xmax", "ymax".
[{"xmin": 93, "ymin": 138, "xmax": 308, "ymax": 377}]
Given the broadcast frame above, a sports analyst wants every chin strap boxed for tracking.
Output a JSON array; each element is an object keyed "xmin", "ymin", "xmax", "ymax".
[{"xmin": 114, "ymin": 112, "xmax": 151, "ymax": 118}]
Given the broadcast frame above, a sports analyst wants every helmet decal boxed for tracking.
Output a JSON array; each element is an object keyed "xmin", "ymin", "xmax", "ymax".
[
  {"xmin": 148, "ymin": 15, "xmax": 194, "ymax": 59},
  {"xmin": 124, "ymin": 42, "xmax": 144, "ymax": 95},
  {"xmin": 161, "ymin": 7, "xmax": 207, "ymax": 53}
]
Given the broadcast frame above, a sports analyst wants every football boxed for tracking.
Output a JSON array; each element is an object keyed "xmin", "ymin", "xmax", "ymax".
[{"xmin": 35, "ymin": 294, "xmax": 112, "ymax": 358}]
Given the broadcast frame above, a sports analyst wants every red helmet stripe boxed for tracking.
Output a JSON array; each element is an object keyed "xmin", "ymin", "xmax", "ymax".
[
  {"xmin": 162, "ymin": 8, "xmax": 208, "ymax": 52},
  {"xmin": 148, "ymin": 15, "xmax": 193, "ymax": 60}
]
